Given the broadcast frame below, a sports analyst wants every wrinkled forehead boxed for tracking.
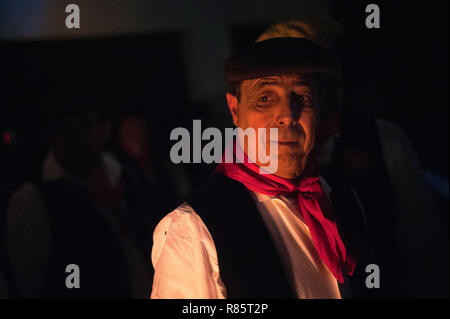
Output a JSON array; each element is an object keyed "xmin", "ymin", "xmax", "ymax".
[{"xmin": 242, "ymin": 73, "xmax": 320, "ymax": 92}]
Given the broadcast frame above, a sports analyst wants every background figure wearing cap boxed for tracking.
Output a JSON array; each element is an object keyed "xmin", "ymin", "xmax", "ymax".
[
  {"xmin": 256, "ymin": 20, "xmax": 447, "ymax": 298},
  {"xmin": 151, "ymin": 37, "xmax": 354, "ymax": 299}
]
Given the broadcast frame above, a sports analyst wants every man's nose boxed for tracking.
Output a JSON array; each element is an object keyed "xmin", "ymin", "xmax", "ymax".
[{"xmin": 276, "ymin": 92, "xmax": 303, "ymax": 127}]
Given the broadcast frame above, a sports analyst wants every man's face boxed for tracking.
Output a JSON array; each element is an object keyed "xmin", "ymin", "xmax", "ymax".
[
  {"xmin": 226, "ymin": 74, "xmax": 319, "ymax": 179},
  {"xmin": 54, "ymin": 111, "xmax": 107, "ymax": 178}
]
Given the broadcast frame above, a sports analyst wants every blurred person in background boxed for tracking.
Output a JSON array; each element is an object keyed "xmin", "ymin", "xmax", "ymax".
[
  {"xmin": 5, "ymin": 87, "xmax": 152, "ymax": 298},
  {"xmin": 114, "ymin": 115, "xmax": 183, "ymax": 222}
]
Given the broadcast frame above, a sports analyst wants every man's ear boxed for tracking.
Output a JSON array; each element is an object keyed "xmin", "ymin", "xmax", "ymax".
[{"xmin": 226, "ymin": 92, "xmax": 239, "ymax": 126}]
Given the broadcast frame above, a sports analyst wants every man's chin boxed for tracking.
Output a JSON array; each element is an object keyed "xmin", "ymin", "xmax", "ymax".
[
  {"xmin": 277, "ymin": 145, "xmax": 305, "ymax": 158},
  {"xmin": 273, "ymin": 153, "xmax": 304, "ymax": 176}
]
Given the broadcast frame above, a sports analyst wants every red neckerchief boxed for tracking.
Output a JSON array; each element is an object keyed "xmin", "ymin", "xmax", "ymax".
[{"xmin": 215, "ymin": 143, "xmax": 355, "ymax": 283}]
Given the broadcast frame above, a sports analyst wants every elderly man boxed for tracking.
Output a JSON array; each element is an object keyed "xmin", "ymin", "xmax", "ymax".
[{"xmin": 151, "ymin": 37, "xmax": 356, "ymax": 299}]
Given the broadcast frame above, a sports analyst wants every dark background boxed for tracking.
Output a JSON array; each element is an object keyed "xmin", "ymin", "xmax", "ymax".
[
  {"xmin": 1, "ymin": 0, "xmax": 448, "ymax": 187},
  {"xmin": 0, "ymin": 0, "xmax": 448, "ymax": 250}
]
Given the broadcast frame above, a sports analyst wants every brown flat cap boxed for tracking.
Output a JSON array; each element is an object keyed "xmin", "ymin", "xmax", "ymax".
[{"xmin": 224, "ymin": 37, "xmax": 336, "ymax": 84}]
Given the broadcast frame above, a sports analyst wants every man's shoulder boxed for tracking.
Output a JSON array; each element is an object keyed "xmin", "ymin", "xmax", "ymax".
[
  {"xmin": 374, "ymin": 118, "xmax": 418, "ymax": 164},
  {"xmin": 155, "ymin": 173, "xmax": 234, "ymax": 236},
  {"xmin": 6, "ymin": 181, "xmax": 51, "ymax": 245},
  {"xmin": 375, "ymin": 118, "xmax": 411, "ymax": 148},
  {"xmin": 154, "ymin": 173, "xmax": 253, "ymax": 245},
  {"xmin": 159, "ymin": 202, "xmax": 198, "ymax": 225},
  {"xmin": 189, "ymin": 173, "xmax": 240, "ymax": 196},
  {"xmin": 10, "ymin": 181, "xmax": 41, "ymax": 202},
  {"xmin": 8, "ymin": 181, "xmax": 46, "ymax": 218},
  {"xmin": 187, "ymin": 173, "xmax": 249, "ymax": 210},
  {"xmin": 152, "ymin": 201, "xmax": 219, "ymax": 265},
  {"xmin": 154, "ymin": 172, "xmax": 259, "ymax": 247},
  {"xmin": 154, "ymin": 202, "xmax": 210, "ymax": 242}
]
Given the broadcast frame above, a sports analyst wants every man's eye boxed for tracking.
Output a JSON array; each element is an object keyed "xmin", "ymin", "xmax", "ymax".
[
  {"xmin": 258, "ymin": 95, "xmax": 275, "ymax": 105},
  {"xmin": 298, "ymin": 95, "xmax": 314, "ymax": 107}
]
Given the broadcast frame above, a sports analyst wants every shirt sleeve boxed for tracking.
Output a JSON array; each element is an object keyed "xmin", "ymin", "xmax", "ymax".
[
  {"xmin": 5, "ymin": 182, "xmax": 51, "ymax": 298},
  {"xmin": 150, "ymin": 202, "xmax": 226, "ymax": 299}
]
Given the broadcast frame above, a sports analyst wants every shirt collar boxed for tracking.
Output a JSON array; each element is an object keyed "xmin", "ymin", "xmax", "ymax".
[{"xmin": 250, "ymin": 174, "xmax": 333, "ymax": 203}]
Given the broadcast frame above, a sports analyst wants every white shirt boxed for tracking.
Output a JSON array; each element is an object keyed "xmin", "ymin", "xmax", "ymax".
[{"xmin": 151, "ymin": 176, "xmax": 341, "ymax": 299}]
